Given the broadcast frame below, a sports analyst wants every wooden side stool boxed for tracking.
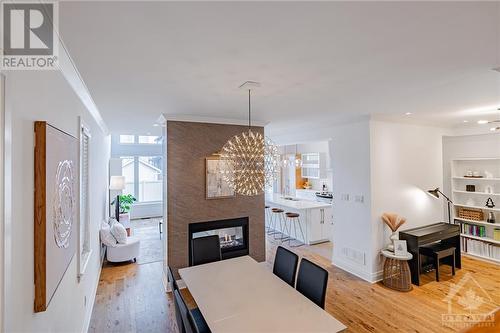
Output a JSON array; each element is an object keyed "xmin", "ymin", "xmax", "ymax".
[{"xmin": 419, "ymin": 243, "xmax": 456, "ymax": 282}]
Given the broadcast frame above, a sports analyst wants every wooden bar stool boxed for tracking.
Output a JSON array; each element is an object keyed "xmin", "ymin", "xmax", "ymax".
[
  {"xmin": 419, "ymin": 243, "xmax": 456, "ymax": 282},
  {"xmin": 285, "ymin": 212, "xmax": 306, "ymax": 247}
]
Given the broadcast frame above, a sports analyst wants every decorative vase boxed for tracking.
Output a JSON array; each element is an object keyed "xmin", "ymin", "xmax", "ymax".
[
  {"xmin": 487, "ymin": 212, "xmax": 496, "ymax": 224},
  {"xmin": 382, "ymin": 213, "xmax": 407, "ymax": 252},
  {"xmin": 388, "ymin": 232, "xmax": 398, "ymax": 251}
]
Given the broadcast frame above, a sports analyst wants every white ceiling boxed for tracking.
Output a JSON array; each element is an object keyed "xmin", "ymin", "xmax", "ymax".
[{"xmin": 59, "ymin": 1, "xmax": 500, "ymax": 136}]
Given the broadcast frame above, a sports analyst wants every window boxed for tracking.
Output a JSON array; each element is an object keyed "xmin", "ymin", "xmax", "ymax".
[
  {"xmin": 121, "ymin": 157, "xmax": 135, "ymax": 196},
  {"xmin": 138, "ymin": 156, "xmax": 163, "ymax": 202},
  {"xmin": 78, "ymin": 121, "xmax": 91, "ymax": 278},
  {"xmin": 119, "ymin": 156, "xmax": 163, "ymax": 203},
  {"xmin": 113, "ymin": 134, "xmax": 164, "ymax": 204},
  {"xmin": 119, "ymin": 135, "xmax": 135, "ymax": 144},
  {"xmin": 138, "ymin": 135, "xmax": 161, "ymax": 144}
]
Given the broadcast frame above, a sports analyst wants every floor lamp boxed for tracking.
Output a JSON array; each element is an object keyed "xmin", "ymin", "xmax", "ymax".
[
  {"xmin": 110, "ymin": 176, "xmax": 126, "ymax": 222},
  {"xmin": 427, "ymin": 187, "xmax": 453, "ymax": 224}
]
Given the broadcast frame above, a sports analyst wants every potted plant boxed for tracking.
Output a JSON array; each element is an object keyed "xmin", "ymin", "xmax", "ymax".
[{"xmin": 111, "ymin": 194, "xmax": 137, "ymax": 235}]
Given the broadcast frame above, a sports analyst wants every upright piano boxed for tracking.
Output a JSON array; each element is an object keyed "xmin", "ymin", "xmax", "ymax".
[{"xmin": 399, "ymin": 222, "xmax": 461, "ymax": 285}]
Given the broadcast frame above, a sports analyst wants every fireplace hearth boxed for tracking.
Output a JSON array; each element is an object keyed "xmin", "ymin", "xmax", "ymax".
[{"xmin": 188, "ymin": 217, "xmax": 249, "ymax": 266}]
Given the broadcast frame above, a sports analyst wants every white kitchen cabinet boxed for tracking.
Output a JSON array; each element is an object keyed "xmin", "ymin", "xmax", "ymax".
[
  {"xmin": 307, "ymin": 207, "xmax": 332, "ymax": 244},
  {"xmin": 265, "ymin": 195, "xmax": 332, "ymax": 245},
  {"xmin": 301, "ymin": 152, "xmax": 327, "ymax": 179}
]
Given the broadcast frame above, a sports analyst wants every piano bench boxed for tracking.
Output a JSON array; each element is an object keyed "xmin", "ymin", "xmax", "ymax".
[{"xmin": 419, "ymin": 243, "xmax": 456, "ymax": 282}]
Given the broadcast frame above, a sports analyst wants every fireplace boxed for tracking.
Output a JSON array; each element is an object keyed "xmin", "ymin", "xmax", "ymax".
[{"xmin": 188, "ymin": 217, "xmax": 249, "ymax": 266}]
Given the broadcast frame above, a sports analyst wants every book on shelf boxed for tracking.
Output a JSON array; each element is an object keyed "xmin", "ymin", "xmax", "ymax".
[
  {"xmin": 461, "ymin": 223, "xmax": 486, "ymax": 237},
  {"xmin": 462, "ymin": 237, "xmax": 500, "ymax": 261},
  {"xmin": 494, "ymin": 229, "xmax": 500, "ymax": 241}
]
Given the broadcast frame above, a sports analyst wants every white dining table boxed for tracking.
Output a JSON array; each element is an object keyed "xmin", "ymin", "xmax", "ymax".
[{"xmin": 178, "ymin": 256, "xmax": 347, "ymax": 333}]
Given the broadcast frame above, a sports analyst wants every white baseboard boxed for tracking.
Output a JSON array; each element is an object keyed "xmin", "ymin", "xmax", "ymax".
[
  {"xmin": 332, "ymin": 257, "xmax": 382, "ymax": 283},
  {"xmin": 81, "ymin": 262, "xmax": 102, "ymax": 333}
]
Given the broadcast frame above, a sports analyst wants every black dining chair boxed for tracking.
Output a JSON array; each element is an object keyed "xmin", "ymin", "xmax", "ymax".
[
  {"xmin": 273, "ymin": 246, "xmax": 299, "ymax": 287},
  {"xmin": 174, "ymin": 289, "xmax": 211, "ymax": 333},
  {"xmin": 173, "ymin": 289, "xmax": 189, "ymax": 333},
  {"xmin": 167, "ymin": 266, "xmax": 179, "ymax": 292},
  {"xmin": 296, "ymin": 258, "xmax": 329, "ymax": 309},
  {"xmin": 188, "ymin": 306, "xmax": 211, "ymax": 333},
  {"xmin": 191, "ymin": 235, "xmax": 221, "ymax": 266}
]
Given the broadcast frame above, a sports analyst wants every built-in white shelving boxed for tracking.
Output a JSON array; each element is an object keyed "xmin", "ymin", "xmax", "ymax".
[
  {"xmin": 462, "ymin": 252, "xmax": 500, "ymax": 264},
  {"xmin": 454, "ymin": 203, "xmax": 500, "ymax": 212},
  {"xmin": 454, "ymin": 217, "xmax": 500, "ymax": 227},
  {"xmin": 460, "ymin": 233, "xmax": 500, "ymax": 245},
  {"xmin": 452, "ymin": 176, "xmax": 500, "ymax": 181},
  {"xmin": 453, "ymin": 190, "xmax": 500, "ymax": 196},
  {"xmin": 451, "ymin": 158, "xmax": 500, "ymax": 264}
]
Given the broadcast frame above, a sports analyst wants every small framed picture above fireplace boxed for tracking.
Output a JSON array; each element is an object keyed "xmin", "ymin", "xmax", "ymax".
[{"xmin": 205, "ymin": 156, "xmax": 235, "ymax": 199}]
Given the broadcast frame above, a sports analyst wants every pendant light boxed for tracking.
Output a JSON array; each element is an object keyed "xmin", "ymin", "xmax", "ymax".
[
  {"xmin": 220, "ymin": 82, "xmax": 280, "ymax": 196},
  {"xmin": 282, "ymin": 144, "xmax": 302, "ymax": 168},
  {"xmin": 294, "ymin": 144, "xmax": 302, "ymax": 168}
]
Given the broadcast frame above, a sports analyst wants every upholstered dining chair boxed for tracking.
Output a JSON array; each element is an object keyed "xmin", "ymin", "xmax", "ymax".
[
  {"xmin": 296, "ymin": 258, "xmax": 329, "ymax": 309},
  {"xmin": 174, "ymin": 289, "xmax": 211, "ymax": 333},
  {"xmin": 273, "ymin": 246, "xmax": 299, "ymax": 287},
  {"xmin": 191, "ymin": 235, "xmax": 221, "ymax": 266}
]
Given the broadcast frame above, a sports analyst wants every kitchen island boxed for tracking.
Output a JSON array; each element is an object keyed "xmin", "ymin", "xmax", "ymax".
[{"xmin": 265, "ymin": 194, "xmax": 333, "ymax": 245}]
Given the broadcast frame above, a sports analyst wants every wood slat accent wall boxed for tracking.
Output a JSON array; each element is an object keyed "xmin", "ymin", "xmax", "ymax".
[{"xmin": 166, "ymin": 121, "xmax": 265, "ymax": 277}]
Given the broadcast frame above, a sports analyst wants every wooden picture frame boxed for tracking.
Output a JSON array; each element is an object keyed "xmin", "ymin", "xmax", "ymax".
[
  {"xmin": 205, "ymin": 156, "xmax": 235, "ymax": 199},
  {"xmin": 34, "ymin": 121, "xmax": 78, "ymax": 312}
]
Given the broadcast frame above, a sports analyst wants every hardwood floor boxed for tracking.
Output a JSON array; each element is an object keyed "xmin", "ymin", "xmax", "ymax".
[
  {"xmin": 89, "ymin": 226, "xmax": 499, "ymax": 333},
  {"xmin": 264, "ymin": 237, "xmax": 499, "ymax": 333},
  {"xmin": 88, "ymin": 218, "xmax": 171, "ymax": 333}
]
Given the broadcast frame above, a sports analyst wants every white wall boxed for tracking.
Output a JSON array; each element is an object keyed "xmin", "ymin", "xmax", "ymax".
[
  {"xmin": 4, "ymin": 70, "xmax": 110, "ymax": 332},
  {"xmin": 369, "ymin": 121, "xmax": 449, "ymax": 280},
  {"xmin": 330, "ymin": 120, "xmax": 374, "ymax": 281},
  {"xmin": 0, "ymin": 74, "xmax": 5, "ymax": 331},
  {"xmin": 270, "ymin": 118, "xmax": 450, "ymax": 282}
]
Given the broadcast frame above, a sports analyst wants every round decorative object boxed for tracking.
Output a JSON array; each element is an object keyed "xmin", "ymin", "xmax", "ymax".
[
  {"xmin": 53, "ymin": 160, "xmax": 75, "ymax": 248},
  {"xmin": 220, "ymin": 130, "xmax": 280, "ymax": 196}
]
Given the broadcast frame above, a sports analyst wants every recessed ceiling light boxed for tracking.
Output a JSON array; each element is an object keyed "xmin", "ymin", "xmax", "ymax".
[
  {"xmin": 153, "ymin": 123, "xmax": 159, "ymax": 127},
  {"xmin": 463, "ymin": 120, "xmax": 469, "ymax": 123},
  {"xmin": 405, "ymin": 112, "xmax": 412, "ymax": 116},
  {"xmin": 490, "ymin": 127, "xmax": 498, "ymax": 132},
  {"xmin": 478, "ymin": 120, "xmax": 489, "ymax": 124}
]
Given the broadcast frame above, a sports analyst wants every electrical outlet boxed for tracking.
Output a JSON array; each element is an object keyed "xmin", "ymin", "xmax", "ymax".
[{"xmin": 84, "ymin": 296, "xmax": 87, "ymax": 307}]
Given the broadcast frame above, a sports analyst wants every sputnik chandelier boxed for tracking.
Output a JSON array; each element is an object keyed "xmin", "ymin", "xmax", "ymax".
[{"xmin": 220, "ymin": 81, "xmax": 280, "ymax": 196}]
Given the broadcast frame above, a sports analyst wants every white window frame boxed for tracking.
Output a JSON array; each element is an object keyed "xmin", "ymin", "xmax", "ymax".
[{"xmin": 78, "ymin": 118, "xmax": 92, "ymax": 279}]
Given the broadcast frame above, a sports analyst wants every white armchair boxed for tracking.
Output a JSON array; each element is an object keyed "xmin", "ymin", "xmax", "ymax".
[{"xmin": 107, "ymin": 236, "xmax": 141, "ymax": 263}]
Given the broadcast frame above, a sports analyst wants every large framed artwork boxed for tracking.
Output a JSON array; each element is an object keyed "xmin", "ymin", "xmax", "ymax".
[
  {"xmin": 34, "ymin": 121, "xmax": 78, "ymax": 312},
  {"xmin": 205, "ymin": 156, "xmax": 235, "ymax": 199}
]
